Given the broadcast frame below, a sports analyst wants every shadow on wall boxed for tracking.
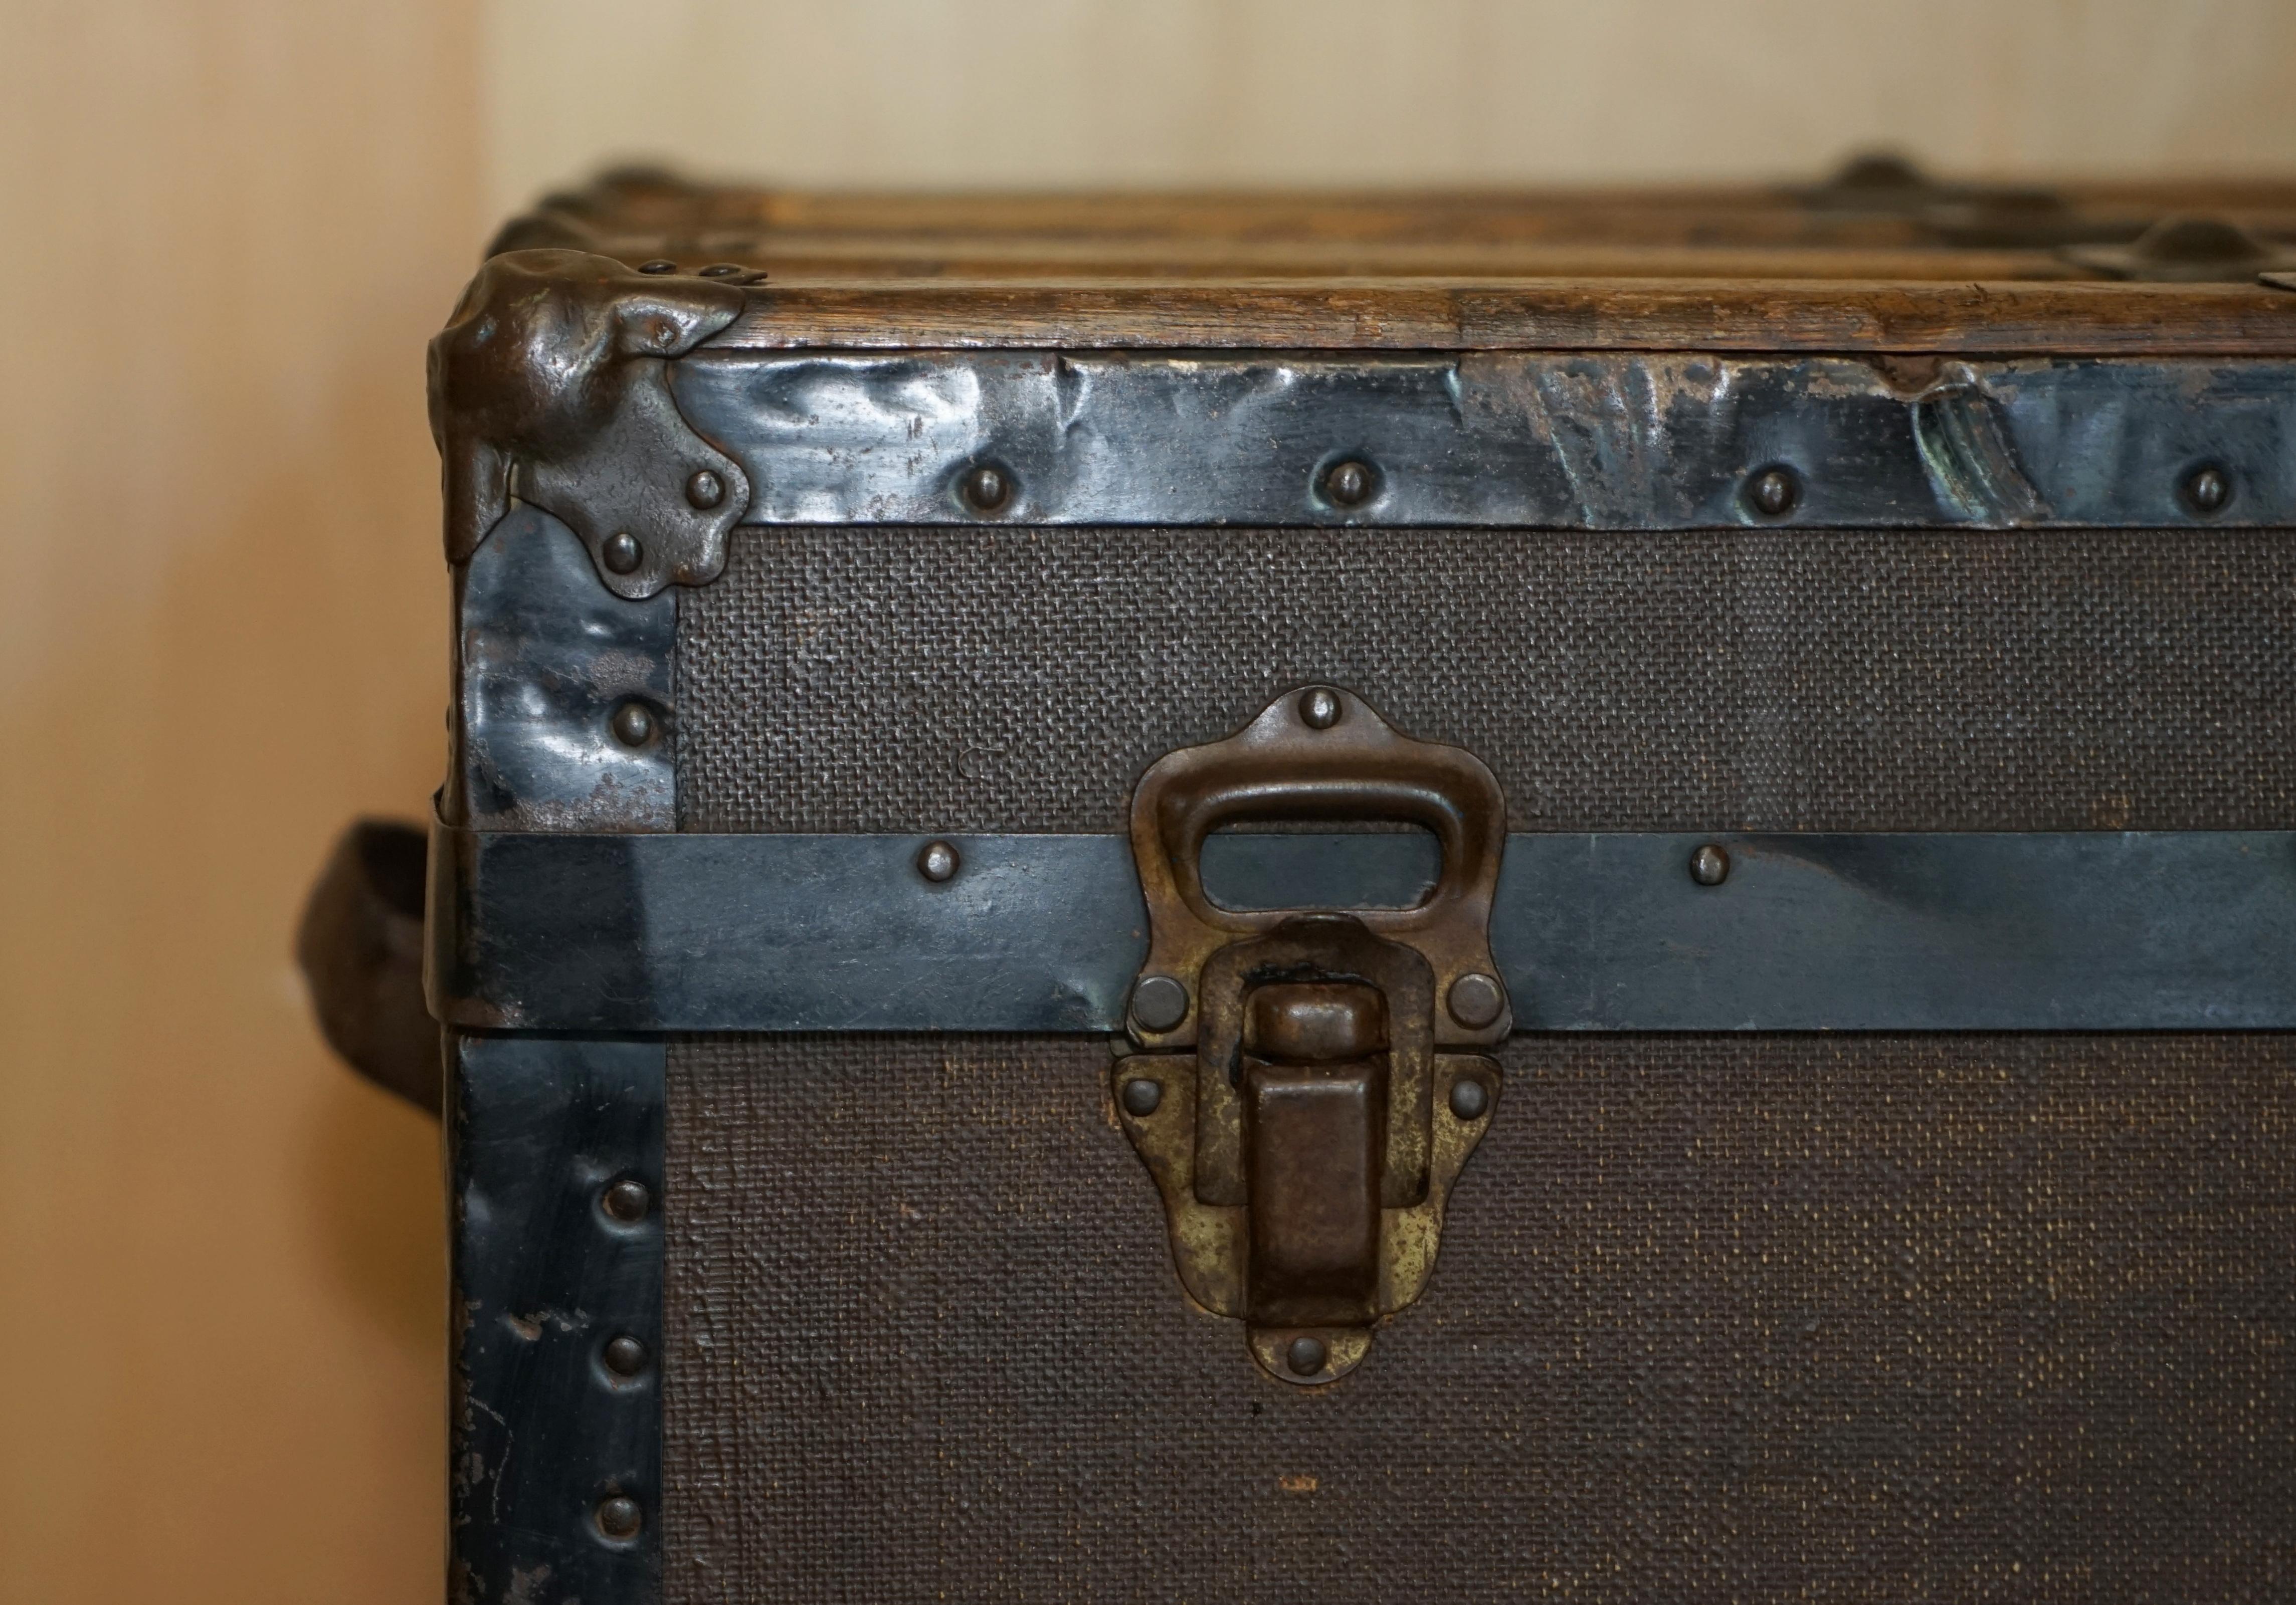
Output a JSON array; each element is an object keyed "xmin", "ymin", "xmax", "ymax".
[{"xmin": 305, "ymin": 1062, "xmax": 446, "ymax": 1357}]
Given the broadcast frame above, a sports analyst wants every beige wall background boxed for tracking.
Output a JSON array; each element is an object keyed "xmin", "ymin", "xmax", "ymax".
[
  {"xmin": 5, "ymin": 3, "xmax": 2293, "ymax": 1601},
  {"xmin": 2, "ymin": 4, "xmax": 482, "ymax": 1602},
  {"xmin": 486, "ymin": 0, "xmax": 2296, "ymax": 215}
]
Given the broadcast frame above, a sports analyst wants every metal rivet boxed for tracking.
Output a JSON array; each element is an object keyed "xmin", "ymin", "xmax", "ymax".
[
  {"xmin": 596, "ymin": 1496, "xmax": 643, "ymax": 1541},
  {"xmin": 960, "ymin": 463, "xmax": 1012, "ymax": 513},
  {"xmin": 917, "ymin": 840, "xmax": 960, "ymax": 882},
  {"xmin": 1298, "ymin": 687, "xmax": 1343, "ymax": 729},
  {"xmin": 603, "ymin": 1335, "xmax": 649, "ymax": 1377},
  {"xmin": 1120, "ymin": 1077, "xmax": 1164, "ymax": 1117},
  {"xmin": 1446, "ymin": 972, "xmax": 1504, "ymax": 1029},
  {"xmin": 698, "ymin": 263, "xmax": 745, "ymax": 278},
  {"xmin": 1130, "ymin": 974, "xmax": 1189, "ymax": 1032},
  {"xmin": 1746, "ymin": 466, "xmax": 1799, "ymax": 518},
  {"xmin": 1689, "ymin": 844, "xmax": 1731, "ymax": 886},
  {"xmin": 636, "ymin": 259, "xmax": 678, "ymax": 274},
  {"xmin": 2185, "ymin": 465, "xmax": 2232, "ymax": 514},
  {"xmin": 610, "ymin": 701, "xmax": 655, "ymax": 747},
  {"xmin": 1321, "ymin": 459, "xmax": 1376, "ymax": 508},
  {"xmin": 1448, "ymin": 1077, "xmax": 1490, "ymax": 1121},
  {"xmin": 686, "ymin": 469, "xmax": 726, "ymax": 509},
  {"xmin": 602, "ymin": 532, "xmax": 643, "ymax": 574},
  {"xmin": 602, "ymin": 1178, "xmax": 652, "ymax": 1224},
  {"xmin": 1286, "ymin": 1336, "xmax": 1328, "ymax": 1376}
]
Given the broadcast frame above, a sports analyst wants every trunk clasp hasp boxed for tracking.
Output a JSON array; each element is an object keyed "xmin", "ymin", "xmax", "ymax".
[{"xmin": 1113, "ymin": 687, "xmax": 1507, "ymax": 1384}]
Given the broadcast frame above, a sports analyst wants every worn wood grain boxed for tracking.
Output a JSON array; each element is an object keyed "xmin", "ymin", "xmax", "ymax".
[
  {"xmin": 625, "ymin": 235, "xmax": 2090, "ymax": 283},
  {"xmin": 713, "ymin": 277, "xmax": 2296, "ymax": 354}
]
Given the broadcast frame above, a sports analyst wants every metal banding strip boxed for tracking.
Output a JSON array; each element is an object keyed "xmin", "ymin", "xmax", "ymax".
[
  {"xmin": 458, "ymin": 505, "xmax": 677, "ymax": 831},
  {"xmin": 670, "ymin": 352, "xmax": 2296, "ymax": 529},
  {"xmin": 450, "ymin": 1033, "xmax": 664, "ymax": 1596},
  {"xmin": 429, "ymin": 827, "xmax": 2296, "ymax": 1033}
]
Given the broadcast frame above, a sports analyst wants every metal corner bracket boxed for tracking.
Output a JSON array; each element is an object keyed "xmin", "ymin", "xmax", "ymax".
[{"xmin": 430, "ymin": 248, "xmax": 753, "ymax": 598}]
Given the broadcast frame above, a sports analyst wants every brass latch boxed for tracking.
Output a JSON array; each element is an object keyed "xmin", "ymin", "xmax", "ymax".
[{"xmin": 1113, "ymin": 687, "xmax": 1508, "ymax": 1383}]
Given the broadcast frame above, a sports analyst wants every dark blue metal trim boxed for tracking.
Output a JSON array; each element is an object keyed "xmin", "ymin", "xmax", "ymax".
[
  {"xmin": 449, "ymin": 1033, "xmax": 664, "ymax": 1603},
  {"xmin": 457, "ymin": 506, "xmax": 677, "ymax": 832},
  {"xmin": 1506, "ymin": 831, "xmax": 2296, "ymax": 1030},
  {"xmin": 670, "ymin": 351, "xmax": 2296, "ymax": 531},
  {"xmin": 429, "ymin": 828, "xmax": 2296, "ymax": 1034}
]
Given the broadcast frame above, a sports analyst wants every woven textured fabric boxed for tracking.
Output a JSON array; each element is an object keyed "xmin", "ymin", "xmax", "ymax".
[
  {"xmin": 663, "ymin": 1034, "xmax": 2296, "ymax": 1602},
  {"xmin": 676, "ymin": 527, "xmax": 2296, "ymax": 833}
]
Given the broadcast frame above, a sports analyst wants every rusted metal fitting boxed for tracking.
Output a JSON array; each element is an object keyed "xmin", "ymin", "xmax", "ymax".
[
  {"xmin": 2184, "ymin": 464, "xmax": 2233, "ymax": 515},
  {"xmin": 601, "ymin": 1178, "xmax": 652, "ymax": 1224},
  {"xmin": 430, "ymin": 250, "xmax": 752, "ymax": 598},
  {"xmin": 1745, "ymin": 465, "xmax": 1800, "ymax": 519},
  {"xmin": 595, "ymin": 1496, "xmax": 642, "ymax": 1541},
  {"xmin": 602, "ymin": 1335, "xmax": 649, "ymax": 1378},
  {"xmin": 1319, "ymin": 458, "xmax": 1378, "ymax": 508},
  {"xmin": 601, "ymin": 531, "xmax": 644, "ymax": 573},
  {"xmin": 1689, "ymin": 844, "xmax": 1731, "ymax": 886},
  {"xmin": 609, "ymin": 701, "xmax": 656, "ymax": 747},
  {"xmin": 1112, "ymin": 687, "xmax": 1506, "ymax": 1383}
]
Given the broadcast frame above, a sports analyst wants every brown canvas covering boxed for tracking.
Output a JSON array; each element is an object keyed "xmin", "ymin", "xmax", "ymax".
[
  {"xmin": 676, "ymin": 526, "xmax": 2296, "ymax": 835},
  {"xmin": 665, "ymin": 1033, "xmax": 2296, "ymax": 1600}
]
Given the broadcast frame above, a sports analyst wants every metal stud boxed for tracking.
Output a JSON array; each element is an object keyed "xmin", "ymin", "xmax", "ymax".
[
  {"xmin": 1321, "ymin": 459, "xmax": 1376, "ymax": 508},
  {"xmin": 685, "ymin": 469, "xmax": 726, "ymax": 509},
  {"xmin": 1689, "ymin": 844, "xmax": 1731, "ymax": 886},
  {"xmin": 601, "ymin": 1178, "xmax": 652, "ymax": 1224},
  {"xmin": 602, "ymin": 532, "xmax": 643, "ymax": 574},
  {"xmin": 1448, "ymin": 1077, "xmax": 1490, "ymax": 1121},
  {"xmin": 636, "ymin": 260, "xmax": 678, "ymax": 274},
  {"xmin": 697, "ymin": 263, "xmax": 746, "ymax": 278},
  {"xmin": 1446, "ymin": 972, "xmax": 1504, "ymax": 1029},
  {"xmin": 960, "ymin": 463, "xmax": 1013, "ymax": 513},
  {"xmin": 917, "ymin": 840, "xmax": 960, "ymax": 883},
  {"xmin": 2185, "ymin": 464, "xmax": 2232, "ymax": 515},
  {"xmin": 1120, "ymin": 1077, "xmax": 1164, "ymax": 1116},
  {"xmin": 596, "ymin": 1496, "xmax": 643, "ymax": 1541},
  {"xmin": 1286, "ymin": 1336, "xmax": 1328, "ymax": 1376},
  {"xmin": 602, "ymin": 1335, "xmax": 649, "ymax": 1378},
  {"xmin": 609, "ymin": 701, "xmax": 655, "ymax": 748},
  {"xmin": 1130, "ymin": 974, "xmax": 1189, "ymax": 1032},
  {"xmin": 1746, "ymin": 466, "xmax": 1800, "ymax": 519},
  {"xmin": 1298, "ymin": 687, "xmax": 1343, "ymax": 729}
]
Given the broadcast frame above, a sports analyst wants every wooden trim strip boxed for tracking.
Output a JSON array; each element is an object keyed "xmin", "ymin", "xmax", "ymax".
[{"xmin": 711, "ymin": 277, "xmax": 2296, "ymax": 355}]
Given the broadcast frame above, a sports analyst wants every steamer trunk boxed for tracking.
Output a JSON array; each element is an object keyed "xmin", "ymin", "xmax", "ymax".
[{"xmin": 411, "ymin": 174, "xmax": 2296, "ymax": 1603}]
